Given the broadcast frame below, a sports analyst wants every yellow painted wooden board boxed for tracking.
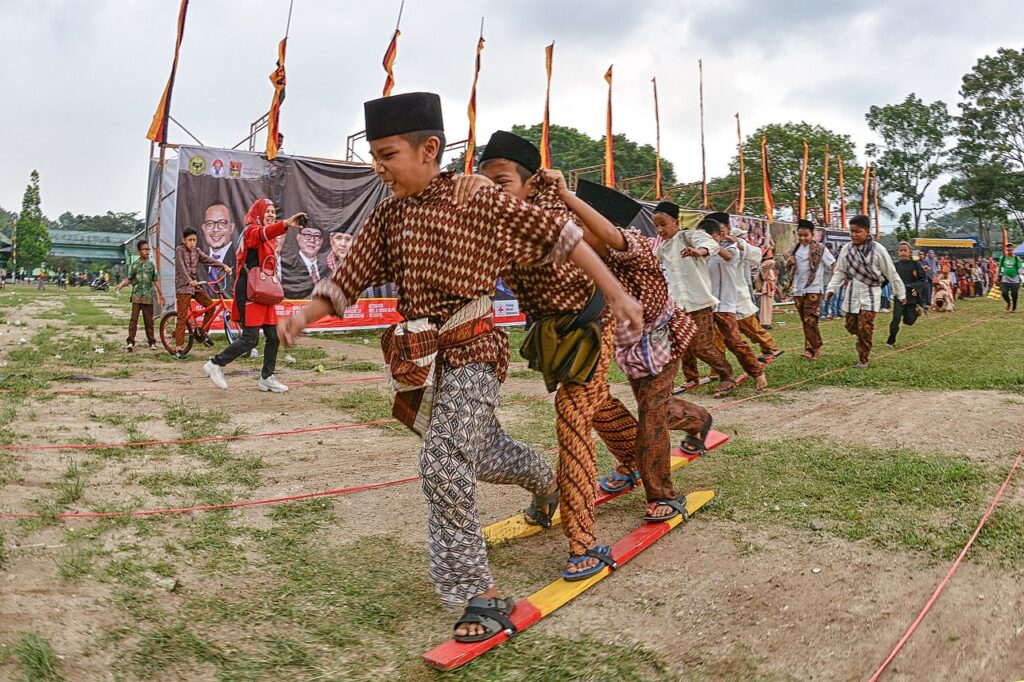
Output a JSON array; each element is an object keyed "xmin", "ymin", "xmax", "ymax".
[{"xmin": 483, "ymin": 454, "xmax": 692, "ymax": 546}]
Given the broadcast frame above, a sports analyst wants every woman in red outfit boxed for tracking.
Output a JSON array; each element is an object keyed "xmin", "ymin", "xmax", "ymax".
[{"xmin": 203, "ymin": 198, "xmax": 305, "ymax": 392}]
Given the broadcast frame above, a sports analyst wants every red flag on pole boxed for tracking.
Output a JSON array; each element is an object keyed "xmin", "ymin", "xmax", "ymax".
[
  {"xmin": 823, "ymin": 145, "xmax": 831, "ymax": 227},
  {"xmin": 798, "ymin": 140, "xmax": 809, "ymax": 220},
  {"xmin": 760, "ymin": 135, "xmax": 775, "ymax": 221},
  {"xmin": 1004, "ymin": 225, "xmax": 1010, "ymax": 252},
  {"xmin": 653, "ymin": 77, "xmax": 663, "ymax": 199},
  {"xmin": 463, "ymin": 28, "xmax": 485, "ymax": 175},
  {"xmin": 837, "ymin": 153, "xmax": 848, "ymax": 230},
  {"xmin": 604, "ymin": 65, "xmax": 615, "ymax": 188},
  {"xmin": 540, "ymin": 42, "xmax": 554, "ymax": 169},
  {"xmin": 735, "ymin": 113, "xmax": 745, "ymax": 213},
  {"xmin": 861, "ymin": 162, "xmax": 871, "ymax": 215},
  {"xmin": 266, "ymin": 38, "xmax": 287, "ymax": 160},
  {"xmin": 146, "ymin": 0, "xmax": 189, "ymax": 143}
]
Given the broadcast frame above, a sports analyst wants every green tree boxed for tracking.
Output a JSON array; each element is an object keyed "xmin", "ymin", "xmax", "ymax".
[
  {"xmin": 702, "ymin": 122, "xmax": 864, "ymax": 222},
  {"xmin": 15, "ymin": 170, "xmax": 51, "ymax": 271},
  {"xmin": 55, "ymin": 210, "xmax": 143, "ymax": 234},
  {"xmin": 0, "ymin": 205, "xmax": 16, "ymax": 238},
  {"xmin": 950, "ymin": 47, "xmax": 1024, "ymax": 228},
  {"xmin": 865, "ymin": 93, "xmax": 953, "ymax": 236},
  {"xmin": 452, "ymin": 123, "xmax": 676, "ymax": 199}
]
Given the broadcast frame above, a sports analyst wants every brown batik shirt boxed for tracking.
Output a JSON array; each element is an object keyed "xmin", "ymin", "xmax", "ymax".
[
  {"xmin": 502, "ymin": 180, "xmax": 595, "ymax": 321},
  {"xmin": 604, "ymin": 229, "xmax": 696, "ymax": 361},
  {"xmin": 313, "ymin": 172, "xmax": 582, "ymax": 380}
]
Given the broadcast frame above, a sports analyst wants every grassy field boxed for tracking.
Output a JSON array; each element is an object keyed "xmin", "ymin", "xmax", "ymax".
[{"xmin": 1, "ymin": 287, "xmax": 1022, "ymax": 681}]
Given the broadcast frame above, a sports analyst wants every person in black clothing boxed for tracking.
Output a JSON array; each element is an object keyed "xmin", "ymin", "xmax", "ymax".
[{"xmin": 886, "ymin": 242, "xmax": 928, "ymax": 347}]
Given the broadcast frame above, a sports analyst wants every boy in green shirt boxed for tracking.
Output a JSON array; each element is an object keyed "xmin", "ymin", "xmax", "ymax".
[
  {"xmin": 997, "ymin": 247, "xmax": 1022, "ymax": 312},
  {"xmin": 116, "ymin": 240, "xmax": 165, "ymax": 351}
]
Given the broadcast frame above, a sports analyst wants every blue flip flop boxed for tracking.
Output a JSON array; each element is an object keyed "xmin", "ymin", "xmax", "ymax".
[
  {"xmin": 562, "ymin": 545, "xmax": 617, "ymax": 582},
  {"xmin": 598, "ymin": 469, "xmax": 640, "ymax": 494}
]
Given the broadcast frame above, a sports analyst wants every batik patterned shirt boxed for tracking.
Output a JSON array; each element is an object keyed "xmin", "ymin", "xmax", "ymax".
[
  {"xmin": 314, "ymin": 172, "xmax": 581, "ymax": 380},
  {"xmin": 502, "ymin": 181, "xmax": 594, "ymax": 320},
  {"xmin": 604, "ymin": 229, "xmax": 696, "ymax": 361},
  {"xmin": 127, "ymin": 259, "xmax": 158, "ymax": 304}
]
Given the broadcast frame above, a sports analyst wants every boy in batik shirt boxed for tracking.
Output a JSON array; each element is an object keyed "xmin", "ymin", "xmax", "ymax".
[
  {"xmin": 279, "ymin": 93, "xmax": 642, "ymax": 643},
  {"xmin": 464, "ymin": 131, "xmax": 640, "ymax": 582},
  {"xmin": 116, "ymin": 240, "xmax": 165, "ymax": 351}
]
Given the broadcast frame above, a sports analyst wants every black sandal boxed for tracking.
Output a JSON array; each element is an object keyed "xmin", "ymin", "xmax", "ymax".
[
  {"xmin": 643, "ymin": 496, "xmax": 689, "ymax": 523},
  {"xmin": 453, "ymin": 596, "xmax": 516, "ymax": 643},
  {"xmin": 523, "ymin": 487, "xmax": 559, "ymax": 529},
  {"xmin": 680, "ymin": 414, "xmax": 713, "ymax": 456}
]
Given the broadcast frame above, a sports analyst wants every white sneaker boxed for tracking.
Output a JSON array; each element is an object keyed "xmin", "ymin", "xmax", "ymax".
[
  {"xmin": 203, "ymin": 360, "xmax": 229, "ymax": 389},
  {"xmin": 257, "ymin": 374, "xmax": 289, "ymax": 393}
]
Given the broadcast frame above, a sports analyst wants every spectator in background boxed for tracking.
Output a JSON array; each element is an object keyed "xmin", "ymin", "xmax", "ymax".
[
  {"xmin": 758, "ymin": 257, "xmax": 776, "ymax": 329},
  {"xmin": 116, "ymin": 240, "xmax": 164, "ymax": 351}
]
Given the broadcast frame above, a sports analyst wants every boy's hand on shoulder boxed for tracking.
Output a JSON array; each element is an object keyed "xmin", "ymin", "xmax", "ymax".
[{"xmin": 452, "ymin": 174, "xmax": 493, "ymax": 206}]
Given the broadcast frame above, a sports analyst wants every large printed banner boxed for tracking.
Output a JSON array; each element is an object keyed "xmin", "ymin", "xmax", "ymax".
[{"xmin": 167, "ymin": 145, "xmax": 527, "ymax": 330}]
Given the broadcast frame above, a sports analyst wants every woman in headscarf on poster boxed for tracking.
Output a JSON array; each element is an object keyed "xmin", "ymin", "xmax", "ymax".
[{"xmin": 203, "ymin": 198, "xmax": 306, "ymax": 392}]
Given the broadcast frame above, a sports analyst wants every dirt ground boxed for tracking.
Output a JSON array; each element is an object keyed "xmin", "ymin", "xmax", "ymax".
[{"xmin": 2, "ymin": 289, "xmax": 1023, "ymax": 681}]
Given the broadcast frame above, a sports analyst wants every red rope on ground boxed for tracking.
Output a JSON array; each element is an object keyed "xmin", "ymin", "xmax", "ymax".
[
  {"xmin": 867, "ymin": 449, "xmax": 1023, "ymax": 682},
  {"xmin": 8, "ymin": 375, "xmax": 385, "ymax": 396},
  {"xmin": 0, "ymin": 418, "xmax": 398, "ymax": 451},
  {"xmin": 0, "ymin": 476, "xmax": 422, "ymax": 519}
]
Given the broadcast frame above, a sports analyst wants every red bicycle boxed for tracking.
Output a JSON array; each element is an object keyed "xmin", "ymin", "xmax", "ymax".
[{"xmin": 159, "ymin": 276, "xmax": 243, "ymax": 355}]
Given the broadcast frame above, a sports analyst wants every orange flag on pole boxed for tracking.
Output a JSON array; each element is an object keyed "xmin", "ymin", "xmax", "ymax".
[
  {"xmin": 1004, "ymin": 225, "xmax": 1010, "ymax": 252},
  {"xmin": 463, "ymin": 26, "xmax": 485, "ymax": 175},
  {"xmin": 146, "ymin": 0, "xmax": 189, "ymax": 143},
  {"xmin": 653, "ymin": 77, "xmax": 663, "ymax": 199},
  {"xmin": 266, "ymin": 38, "xmax": 287, "ymax": 160},
  {"xmin": 798, "ymin": 140, "xmax": 809, "ymax": 220},
  {"xmin": 861, "ymin": 162, "xmax": 871, "ymax": 215},
  {"xmin": 735, "ymin": 113, "xmax": 745, "ymax": 213},
  {"xmin": 837, "ymin": 153, "xmax": 848, "ymax": 230},
  {"xmin": 760, "ymin": 135, "xmax": 775, "ymax": 221},
  {"xmin": 604, "ymin": 65, "xmax": 615, "ymax": 188},
  {"xmin": 823, "ymin": 145, "xmax": 831, "ymax": 227},
  {"xmin": 540, "ymin": 42, "xmax": 554, "ymax": 169}
]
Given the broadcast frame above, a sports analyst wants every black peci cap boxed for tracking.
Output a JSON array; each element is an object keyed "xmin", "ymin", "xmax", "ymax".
[
  {"xmin": 575, "ymin": 179, "xmax": 643, "ymax": 228},
  {"xmin": 478, "ymin": 131, "xmax": 541, "ymax": 174},
  {"xmin": 364, "ymin": 92, "xmax": 444, "ymax": 142},
  {"xmin": 706, "ymin": 211, "xmax": 731, "ymax": 225},
  {"xmin": 653, "ymin": 201, "xmax": 679, "ymax": 220}
]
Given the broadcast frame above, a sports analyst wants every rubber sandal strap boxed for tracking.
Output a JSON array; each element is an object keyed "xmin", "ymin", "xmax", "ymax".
[
  {"xmin": 583, "ymin": 545, "xmax": 617, "ymax": 571},
  {"xmin": 643, "ymin": 497, "xmax": 688, "ymax": 521},
  {"xmin": 524, "ymin": 488, "xmax": 559, "ymax": 529},
  {"xmin": 455, "ymin": 597, "xmax": 516, "ymax": 640}
]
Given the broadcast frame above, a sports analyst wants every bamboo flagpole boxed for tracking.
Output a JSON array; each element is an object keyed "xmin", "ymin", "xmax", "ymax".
[
  {"xmin": 699, "ymin": 59, "xmax": 708, "ymax": 208},
  {"xmin": 604, "ymin": 65, "xmax": 615, "ymax": 188},
  {"xmin": 146, "ymin": 0, "xmax": 190, "ymax": 143},
  {"xmin": 463, "ymin": 19, "xmax": 485, "ymax": 175},
  {"xmin": 540, "ymin": 42, "xmax": 554, "ymax": 169},
  {"xmin": 798, "ymin": 140, "xmax": 809, "ymax": 220},
  {"xmin": 382, "ymin": 2, "xmax": 404, "ymax": 97},
  {"xmin": 873, "ymin": 170, "xmax": 881, "ymax": 239},
  {"xmin": 653, "ymin": 77, "xmax": 663, "ymax": 199},
  {"xmin": 823, "ymin": 144, "xmax": 831, "ymax": 227},
  {"xmin": 735, "ymin": 113, "xmax": 745, "ymax": 213},
  {"xmin": 837, "ymin": 153, "xmax": 848, "ymax": 230},
  {"xmin": 861, "ymin": 161, "xmax": 871, "ymax": 215},
  {"xmin": 760, "ymin": 135, "xmax": 775, "ymax": 221}
]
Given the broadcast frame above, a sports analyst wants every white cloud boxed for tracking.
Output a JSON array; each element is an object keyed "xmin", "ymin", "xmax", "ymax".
[{"xmin": 2, "ymin": 0, "xmax": 1022, "ymax": 220}]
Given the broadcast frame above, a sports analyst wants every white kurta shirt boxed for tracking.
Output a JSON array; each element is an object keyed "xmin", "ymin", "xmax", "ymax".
[
  {"xmin": 792, "ymin": 244, "xmax": 836, "ymax": 296},
  {"xmin": 708, "ymin": 242, "xmax": 741, "ymax": 314},
  {"xmin": 655, "ymin": 229, "xmax": 721, "ymax": 313},
  {"xmin": 826, "ymin": 241, "xmax": 906, "ymax": 313},
  {"xmin": 735, "ymin": 238, "xmax": 762, "ymax": 320}
]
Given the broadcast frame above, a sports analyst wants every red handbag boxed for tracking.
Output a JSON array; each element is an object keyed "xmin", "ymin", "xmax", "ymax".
[{"xmin": 246, "ymin": 255, "xmax": 284, "ymax": 305}]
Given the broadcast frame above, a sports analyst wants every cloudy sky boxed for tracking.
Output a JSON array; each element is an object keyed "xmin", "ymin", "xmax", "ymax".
[{"xmin": 2, "ymin": 0, "xmax": 1022, "ymax": 222}]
